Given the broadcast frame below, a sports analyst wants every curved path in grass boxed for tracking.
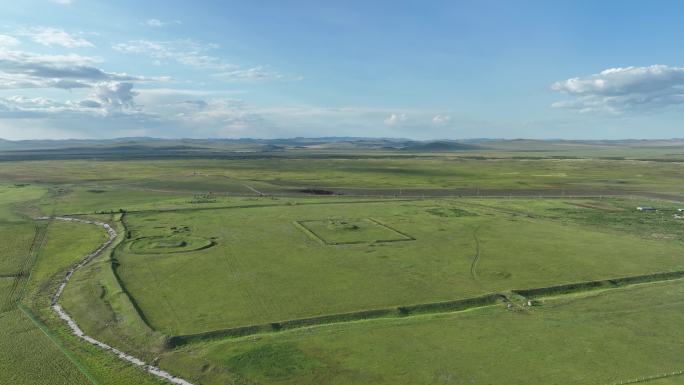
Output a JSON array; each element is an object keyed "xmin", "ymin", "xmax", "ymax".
[
  {"xmin": 469, "ymin": 226, "xmax": 482, "ymax": 280},
  {"xmin": 37, "ymin": 216, "xmax": 196, "ymax": 385}
]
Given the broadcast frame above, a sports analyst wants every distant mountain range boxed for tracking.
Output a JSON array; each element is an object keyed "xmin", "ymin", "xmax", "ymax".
[
  {"xmin": 1, "ymin": 137, "xmax": 684, "ymax": 162},
  {"xmin": 2, "ymin": 137, "xmax": 684, "ymax": 150}
]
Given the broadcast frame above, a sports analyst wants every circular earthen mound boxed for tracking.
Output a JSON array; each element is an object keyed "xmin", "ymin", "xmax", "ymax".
[{"xmin": 128, "ymin": 236, "xmax": 214, "ymax": 254}]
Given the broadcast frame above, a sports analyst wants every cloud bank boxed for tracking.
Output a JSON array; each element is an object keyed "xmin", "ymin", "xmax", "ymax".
[
  {"xmin": 0, "ymin": 23, "xmax": 453, "ymax": 139},
  {"xmin": 0, "ymin": 48, "xmax": 163, "ymax": 90},
  {"xmin": 552, "ymin": 65, "xmax": 684, "ymax": 113},
  {"xmin": 19, "ymin": 27, "xmax": 94, "ymax": 48},
  {"xmin": 113, "ymin": 39, "xmax": 292, "ymax": 81},
  {"xmin": 0, "ymin": 35, "xmax": 20, "ymax": 47}
]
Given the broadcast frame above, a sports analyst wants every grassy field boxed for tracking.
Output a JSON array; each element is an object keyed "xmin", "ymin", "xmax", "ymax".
[
  {"xmin": 159, "ymin": 278, "xmax": 684, "ymax": 385},
  {"xmin": 0, "ymin": 211, "xmax": 167, "ymax": 385},
  {"xmin": 1, "ymin": 157, "xmax": 684, "ymax": 209},
  {"xmin": 0, "ymin": 222, "xmax": 37, "ymax": 274},
  {"xmin": 464, "ymin": 197, "xmax": 684, "ymax": 242},
  {"xmin": 0, "ymin": 309, "xmax": 92, "ymax": 385},
  {"xmin": 1, "ymin": 143, "xmax": 684, "ymax": 385},
  {"xmin": 61, "ymin": 215, "xmax": 170, "ymax": 358},
  {"xmin": 0, "ymin": 221, "xmax": 39, "ymax": 312},
  {"xmin": 0, "ymin": 217, "xmax": 94, "ymax": 385},
  {"xmin": 20, "ymin": 218, "xmax": 168, "ymax": 385},
  {"xmin": 114, "ymin": 198, "xmax": 684, "ymax": 336},
  {"xmin": 0, "ymin": 183, "xmax": 46, "ymax": 220}
]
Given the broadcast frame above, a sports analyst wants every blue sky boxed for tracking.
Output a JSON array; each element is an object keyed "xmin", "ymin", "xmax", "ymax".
[{"xmin": 1, "ymin": 0, "xmax": 684, "ymax": 139}]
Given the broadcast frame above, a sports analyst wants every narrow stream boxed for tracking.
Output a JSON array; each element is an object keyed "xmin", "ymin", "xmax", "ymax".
[{"xmin": 38, "ymin": 216, "xmax": 196, "ymax": 385}]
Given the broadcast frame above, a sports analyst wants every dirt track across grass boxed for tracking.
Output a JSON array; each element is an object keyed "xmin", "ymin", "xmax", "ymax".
[{"xmin": 469, "ymin": 225, "xmax": 483, "ymax": 280}]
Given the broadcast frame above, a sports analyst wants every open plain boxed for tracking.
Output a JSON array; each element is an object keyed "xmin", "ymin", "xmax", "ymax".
[{"xmin": 1, "ymin": 139, "xmax": 684, "ymax": 385}]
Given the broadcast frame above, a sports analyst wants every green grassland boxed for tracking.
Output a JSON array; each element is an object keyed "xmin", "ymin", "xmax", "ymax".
[
  {"xmin": 114, "ymin": 198, "xmax": 684, "ymax": 336},
  {"xmin": 1, "ymin": 157, "xmax": 684, "ymax": 207},
  {"xmin": 464, "ymin": 197, "xmax": 684, "ymax": 242},
  {"xmin": 0, "ymin": 222, "xmax": 37, "ymax": 274},
  {"xmin": 23, "ymin": 220, "xmax": 107, "ymax": 298},
  {"xmin": 297, "ymin": 218, "xmax": 413, "ymax": 244},
  {"xmin": 0, "ymin": 183, "xmax": 46, "ymax": 220},
  {"xmin": 159, "ymin": 278, "xmax": 684, "ymax": 385},
  {"xmin": 0, "ymin": 217, "xmax": 93, "ymax": 385},
  {"xmin": 61, "ymin": 215, "xmax": 170, "ymax": 358},
  {"xmin": 0, "ymin": 212, "xmax": 167, "ymax": 385},
  {"xmin": 0, "ymin": 309, "xmax": 91, "ymax": 385},
  {"xmin": 0, "ymin": 277, "xmax": 18, "ymax": 312},
  {"xmin": 0, "ymin": 221, "xmax": 38, "ymax": 313},
  {"xmin": 20, "ymin": 219, "xmax": 167, "ymax": 385},
  {"xmin": 1, "ymin": 143, "xmax": 684, "ymax": 385}
]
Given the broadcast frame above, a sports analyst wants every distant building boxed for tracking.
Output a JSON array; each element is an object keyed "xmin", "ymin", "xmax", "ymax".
[
  {"xmin": 636, "ymin": 206, "xmax": 656, "ymax": 211},
  {"xmin": 674, "ymin": 214, "xmax": 684, "ymax": 220},
  {"xmin": 678, "ymin": 208, "xmax": 684, "ymax": 212}
]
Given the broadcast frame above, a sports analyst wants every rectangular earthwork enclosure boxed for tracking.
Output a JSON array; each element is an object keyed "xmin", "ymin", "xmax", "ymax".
[{"xmin": 295, "ymin": 217, "xmax": 414, "ymax": 245}]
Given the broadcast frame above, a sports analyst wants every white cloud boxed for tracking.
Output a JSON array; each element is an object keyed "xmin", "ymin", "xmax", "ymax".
[
  {"xmin": 113, "ymin": 39, "xmax": 227, "ymax": 70},
  {"xmin": 0, "ymin": 46, "xmax": 446, "ymax": 141},
  {"xmin": 552, "ymin": 65, "xmax": 684, "ymax": 113},
  {"xmin": 20, "ymin": 27, "xmax": 94, "ymax": 48},
  {"xmin": 168, "ymin": 103, "xmax": 403, "ymax": 137},
  {"xmin": 190, "ymin": 101, "xmax": 264, "ymax": 133},
  {"xmin": 384, "ymin": 113, "xmax": 408, "ymax": 126},
  {"xmin": 144, "ymin": 19, "xmax": 164, "ymax": 27},
  {"xmin": 0, "ymin": 35, "xmax": 20, "ymax": 47},
  {"xmin": 90, "ymin": 82, "xmax": 137, "ymax": 108},
  {"xmin": 0, "ymin": 45, "xmax": 169, "ymax": 123},
  {"xmin": 119, "ymin": 90, "xmax": 418, "ymax": 135},
  {"xmin": 0, "ymin": 48, "xmax": 165, "ymax": 90},
  {"xmin": 134, "ymin": 88, "xmax": 218, "ymax": 105},
  {"xmin": 0, "ymin": 88, "xmax": 152, "ymax": 120},
  {"xmin": 0, "ymin": 95, "xmax": 99, "ymax": 117},
  {"xmin": 0, "ymin": 93, "xmax": 457, "ymax": 139},
  {"xmin": 213, "ymin": 66, "xmax": 285, "ymax": 82},
  {"xmin": 141, "ymin": 19, "xmax": 181, "ymax": 28},
  {"xmin": 432, "ymin": 114, "xmax": 451, "ymax": 124},
  {"xmin": 0, "ymin": 93, "xmax": 161, "ymax": 140},
  {"xmin": 113, "ymin": 39, "xmax": 296, "ymax": 82},
  {"xmin": 49, "ymin": 0, "xmax": 72, "ymax": 4}
]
